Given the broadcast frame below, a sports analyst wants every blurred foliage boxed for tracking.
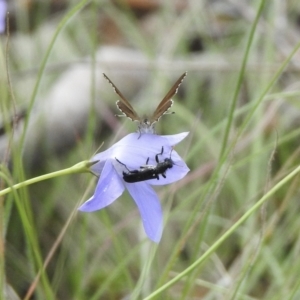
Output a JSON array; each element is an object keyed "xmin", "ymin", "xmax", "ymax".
[{"xmin": 2, "ymin": 0, "xmax": 300, "ymax": 299}]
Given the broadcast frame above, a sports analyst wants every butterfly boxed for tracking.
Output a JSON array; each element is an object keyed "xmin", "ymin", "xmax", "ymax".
[{"xmin": 103, "ymin": 72, "xmax": 187, "ymax": 133}]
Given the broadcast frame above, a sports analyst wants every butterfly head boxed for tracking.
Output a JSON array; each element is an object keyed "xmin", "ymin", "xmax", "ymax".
[{"xmin": 138, "ymin": 117, "xmax": 156, "ymax": 133}]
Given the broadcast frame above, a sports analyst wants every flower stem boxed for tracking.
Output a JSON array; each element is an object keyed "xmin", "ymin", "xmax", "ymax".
[
  {"xmin": 0, "ymin": 161, "xmax": 92, "ymax": 197},
  {"xmin": 143, "ymin": 163, "xmax": 300, "ymax": 300}
]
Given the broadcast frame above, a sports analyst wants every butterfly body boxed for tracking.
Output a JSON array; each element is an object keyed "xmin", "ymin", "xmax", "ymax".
[{"xmin": 104, "ymin": 72, "xmax": 187, "ymax": 133}]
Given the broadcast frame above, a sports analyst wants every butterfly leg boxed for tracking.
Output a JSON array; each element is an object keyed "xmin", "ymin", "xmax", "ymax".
[{"xmin": 137, "ymin": 129, "xmax": 142, "ymax": 139}]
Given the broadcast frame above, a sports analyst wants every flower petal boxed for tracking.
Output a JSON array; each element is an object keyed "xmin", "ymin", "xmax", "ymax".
[
  {"xmin": 90, "ymin": 147, "xmax": 115, "ymax": 175},
  {"xmin": 113, "ymin": 146, "xmax": 189, "ymax": 186},
  {"xmin": 112, "ymin": 134, "xmax": 177, "ymax": 168},
  {"xmin": 146, "ymin": 151, "xmax": 190, "ymax": 186},
  {"xmin": 112, "ymin": 145, "xmax": 174, "ymax": 175},
  {"xmin": 0, "ymin": 0, "xmax": 7, "ymax": 33},
  {"xmin": 115, "ymin": 132, "xmax": 189, "ymax": 150},
  {"xmin": 161, "ymin": 132, "xmax": 189, "ymax": 146},
  {"xmin": 79, "ymin": 161, "xmax": 125, "ymax": 212},
  {"xmin": 125, "ymin": 182, "xmax": 163, "ymax": 243},
  {"xmin": 90, "ymin": 132, "xmax": 189, "ymax": 176}
]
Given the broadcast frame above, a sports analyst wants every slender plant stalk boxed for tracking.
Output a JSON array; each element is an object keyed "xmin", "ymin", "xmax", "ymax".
[
  {"xmin": 144, "ymin": 164, "xmax": 300, "ymax": 300},
  {"xmin": 219, "ymin": 0, "xmax": 265, "ymax": 160},
  {"xmin": 0, "ymin": 161, "xmax": 91, "ymax": 198}
]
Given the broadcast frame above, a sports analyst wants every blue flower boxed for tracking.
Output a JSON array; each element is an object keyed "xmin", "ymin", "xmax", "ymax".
[
  {"xmin": 0, "ymin": 0, "xmax": 7, "ymax": 34},
  {"xmin": 79, "ymin": 132, "xmax": 189, "ymax": 243}
]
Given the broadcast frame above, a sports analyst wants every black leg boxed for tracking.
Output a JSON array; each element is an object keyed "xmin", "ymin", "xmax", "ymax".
[
  {"xmin": 115, "ymin": 157, "xmax": 131, "ymax": 172},
  {"xmin": 155, "ymin": 146, "xmax": 164, "ymax": 163}
]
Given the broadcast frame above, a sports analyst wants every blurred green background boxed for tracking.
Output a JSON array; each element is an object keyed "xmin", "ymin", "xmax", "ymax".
[{"xmin": 1, "ymin": 0, "xmax": 300, "ymax": 299}]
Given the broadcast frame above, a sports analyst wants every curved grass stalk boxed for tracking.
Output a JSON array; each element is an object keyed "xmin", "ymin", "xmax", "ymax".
[{"xmin": 144, "ymin": 163, "xmax": 300, "ymax": 300}]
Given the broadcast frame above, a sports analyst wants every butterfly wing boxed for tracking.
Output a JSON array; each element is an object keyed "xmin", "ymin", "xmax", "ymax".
[
  {"xmin": 150, "ymin": 72, "xmax": 187, "ymax": 123},
  {"xmin": 115, "ymin": 100, "xmax": 141, "ymax": 122},
  {"xmin": 103, "ymin": 73, "xmax": 140, "ymax": 121}
]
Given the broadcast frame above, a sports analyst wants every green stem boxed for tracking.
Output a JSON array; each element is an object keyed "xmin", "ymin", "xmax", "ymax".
[
  {"xmin": 0, "ymin": 161, "xmax": 92, "ymax": 197},
  {"xmin": 143, "ymin": 164, "xmax": 300, "ymax": 300},
  {"xmin": 219, "ymin": 0, "xmax": 265, "ymax": 159}
]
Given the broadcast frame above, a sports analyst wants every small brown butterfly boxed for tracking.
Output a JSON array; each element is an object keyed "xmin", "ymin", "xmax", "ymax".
[{"xmin": 103, "ymin": 72, "xmax": 187, "ymax": 133}]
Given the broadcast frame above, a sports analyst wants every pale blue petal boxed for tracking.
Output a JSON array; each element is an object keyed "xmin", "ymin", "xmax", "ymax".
[
  {"xmin": 115, "ymin": 133, "xmax": 171, "ymax": 162},
  {"xmin": 160, "ymin": 132, "xmax": 189, "ymax": 146},
  {"xmin": 113, "ymin": 145, "xmax": 174, "ymax": 174},
  {"xmin": 125, "ymin": 182, "xmax": 163, "ymax": 243},
  {"xmin": 90, "ymin": 132, "xmax": 189, "ymax": 176},
  {"xmin": 112, "ymin": 133, "xmax": 188, "ymax": 171},
  {"xmin": 115, "ymin": 132, "xmax": 189, "ymax": 150},
  {"xmin": 114, "ymin": 146, "xmax": 189, "ymax": 186},
  {"xmin": 0, "ymin": 0, "xmax": 6, "ymax": 33},
  {"xmin": 90, "ymin": 147, "xmax": 114, "ymax": 175},
  {"xmin": 146, "ymin": 151, "xmax": 190, "ymax": 186},
  {"xmin": 79, "ymin": 161, "xmax": 125, "ymax": 212}
]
